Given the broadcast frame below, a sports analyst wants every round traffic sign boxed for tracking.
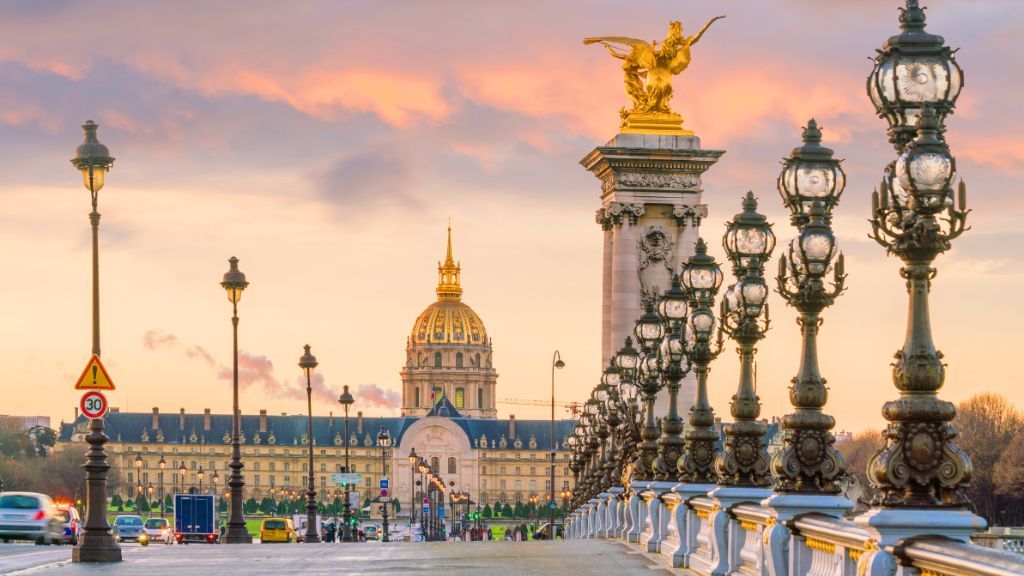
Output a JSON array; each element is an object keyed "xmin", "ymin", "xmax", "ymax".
[
  {"xmin": 380, "ymin": 488, "xmax": 388, "ymax": 498},
  {"xmin": 80, "ymin": 390, "xmax": 109, "ymax": 419}
]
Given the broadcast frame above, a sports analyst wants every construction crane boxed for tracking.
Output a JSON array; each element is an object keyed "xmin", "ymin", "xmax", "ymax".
[{"xmin": 497, "ymin": 398, "xmax": 580, "ymax": 417}]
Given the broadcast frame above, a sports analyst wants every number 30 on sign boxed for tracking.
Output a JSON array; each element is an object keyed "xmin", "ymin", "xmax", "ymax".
[{"xmin": 80, "ymin": 391, "xmax": 109, "ymax": 419}]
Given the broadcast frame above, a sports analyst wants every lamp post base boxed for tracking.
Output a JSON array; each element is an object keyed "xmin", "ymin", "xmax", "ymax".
[
  {"xmin": 223, "ymin": 524, "xmax": 253, "ymax": 544},
  {"xmin": 72, "ymin": 546, "xmax": 122, "ymax": 563}
]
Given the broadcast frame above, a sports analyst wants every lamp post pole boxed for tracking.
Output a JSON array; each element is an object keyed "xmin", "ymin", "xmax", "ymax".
[
  {"xmin": 158, "ymin": 456, "xmax": 166, "ymax": 519},
  {"xmin": 70, "ymin": 120, "xmax": 120, "ymax": 563},
  {"xmin": 134, "ymin": 454, "xmax": 142, "ymax": 510},
  {"xmin": 408, "ymin": 447, "xmax": 417, "ymax": 529},
  {"xmin": 300, "ymin": 345, "xmax": 320, "ymax": 543},
  {"xmin": 377, "ymin": 426, "xmax": 391, "ymax": 543},
  {"xmin": 338, "ymin": 385, "xmax": 354, "ymax": 542},
  {"xmin": 221, "ymin": 257, "xmax": 252, "ymax": 543},
  {"xmin": 549, "ymin": 351, "xmax": 564, "ymax": 539}
]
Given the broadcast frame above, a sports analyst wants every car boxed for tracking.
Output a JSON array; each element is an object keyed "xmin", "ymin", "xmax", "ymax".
[
  {"xmin": 56, "ymin": 504, "xmax": 81, "ymax": 545},
  {"xmin": 259, "ymin": 518, "xmax": 298, "ymax": 543},
  {"xmin": 144, "ymin": 517, "xmax": 172, "ymax": 544},
  {"xmin": 0, "ymin": 492, "xmax": 63, "ymax": 545},
  {"xmin": 113, "ymin": 515, "xmax": 146, "ymax": 543},
  {"xmin": 534, "ymin": 522, "xmax": 564, "ymax": 540},
  {"xmin": 364, "ymin": 525, "xmax": 379, "ymax": 541}
]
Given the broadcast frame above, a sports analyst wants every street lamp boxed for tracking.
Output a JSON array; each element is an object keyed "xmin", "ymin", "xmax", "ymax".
[
  {"xmin": 337, "ymin": 384, "xmax": 355, "ymax": 541},
  {"xmin": 377, "ymin": 426, "xmax": 391, "ymax": 543},
  {"xmin": 179, "ymin": 464, "xmax": 187, "ymax": 494},
  {"xmin": 134, "ymin": 454, "xmax": 143, "ymax": 510},
  {"xmin": 677, "ymin": 239, "xmax": 725, "ymax": 484},
  {"xmin": 408, "ymin": 447, "xmax": 418, "ymax": 528},
  {"xmin": 299, "ymin": 345, "xmax": 320, "ymax": 543},
  {"xmin": 632, "ymin": 301, "xmax": 665, "ymax": 480},
  {"xmin": 198, "ymin": 466, "xmax": 205, "ymax": 494},
  {"xmin": 652, "ymin": 275, "xmax": 690, "ymax": 482},
  {"xmin": 772, "ymin": 121, "xmax": 850, "ymax": 495},
  {"xmin": 158, "ymin": 455, "xmax": 166, "ymax": 518},
  {"xmin": 716, "ymin": 193, "xmax": 775, "ymax": 487},
  {"xmin": 548, "ymin": 350, "xmax": 565, "ymax": 539},
  {"xmin": 220, "ymin": 256, "xmax": 252, "ymax": 543}
]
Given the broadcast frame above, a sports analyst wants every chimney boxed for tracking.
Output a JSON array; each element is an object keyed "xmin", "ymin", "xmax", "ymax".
[
  {"xmin": 509, "ymin": 414, "xmax": 516, "ymax": 439},
  {"xmin": 259, "ymin": 410, "xmax": 267, "ymax": 433},
  {"xmin": 203, "ymin": 408, "xmax": 211, "ymax": 431},
  {"xmin": 74, "ymin": 407, "xmax": 79, "ymax": 419},
  {"xmin": 179, "ymin": 408, "xmax": 186, "ymax": 430},
  {"xmin": 151, "ymin": 407, "xmax": 159, "ymax": 429},
  {"xmin": 357, "ymin": 411, "xmax": 363, "ymax": 434},
  {"xmin": 329, "ymin": 411, "xmax": 333, "ymax": 428}
]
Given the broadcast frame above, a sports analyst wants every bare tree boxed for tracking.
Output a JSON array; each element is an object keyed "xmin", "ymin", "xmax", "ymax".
[{"xmin": 955, "ymin": 393, "xmax": 1023, "ymax": 524}]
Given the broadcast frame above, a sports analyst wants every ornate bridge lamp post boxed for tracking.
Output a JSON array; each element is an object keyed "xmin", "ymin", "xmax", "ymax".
[
  {"xmin": 762, "ymin": 123, "xmax": 853, "ymax": 569},
  {"xmin": 652, "ymin": 276, "xmax": 691, "ymax": 483},
  {"xmin": 633, "ymin": 303, "xmax": 667, "ymax": 481},
  {"xmin": 673, "ymin": 240, "xmax": 726, "ymax": 504},
  {"xmin": 856, "ymin": 2, "xmax": 978, "ymax": 547},
  {"xmin": 713, "ymin": 193, "xmax": 775, "ymax": 492},
  {"xmin": 612, "ymin": 339, "xmax": 641, "ymax": 481}
]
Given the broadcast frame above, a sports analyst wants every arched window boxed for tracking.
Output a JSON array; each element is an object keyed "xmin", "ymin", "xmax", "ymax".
[
  {"xmin": 434, "ymin": 352, "xmax": 442, "ymax": 368},
  {"xmin": 475, "ymin": 353, "xmax": 481, "ymax": 367},
  {"xmin": 414, "ymin": 388, "xmax": 420, "ymax": 407},
  {"xmin": 455, "ymin": 352, "xmax": 463, "ymax": 368},
  {"xmin": 448, "ymin": 457, "xmax": 457, "ymax": 474},
  {"xmin": 477, "ymin": 388, "xmax": 484, "ymax": 409},
  {"xmin": 455, "ymin": 388, "xmax": 465, "ymax": 409},
  {"xmin": 431, "ymin": 457, "xmax": 439, "ymax": 473}
]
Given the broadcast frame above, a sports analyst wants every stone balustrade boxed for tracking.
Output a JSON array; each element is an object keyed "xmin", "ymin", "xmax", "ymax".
[{"xmin": 564, "ymin": 483, "xmax": 1024, "ymax": 576}]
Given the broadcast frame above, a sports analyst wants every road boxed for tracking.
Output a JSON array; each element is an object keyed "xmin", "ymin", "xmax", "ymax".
[{"xmin": 2, "ymin": 540, "xmax": 679, "ymax": 575}]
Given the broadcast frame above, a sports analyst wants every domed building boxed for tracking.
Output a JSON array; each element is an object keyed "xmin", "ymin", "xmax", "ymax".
[{"xmin": 402, "ymin": 227, "xmax": 498, "ymax": 418}]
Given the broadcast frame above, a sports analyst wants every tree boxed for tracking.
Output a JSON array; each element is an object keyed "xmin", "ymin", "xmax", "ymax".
[
  {"xmin": 482, "ymin": 504, "xmax": 492, "ymax": 518},
  {"xmin": 391, "ymin": 498, "xmax": 401, "ymax": 513},
  {"xmin": 110, "ymin": 494, "xmax": 123, "ymax": 509},
  {"xmin": 244, "ymin": 498, "xmax": 258, "ymax": 514},
  {"xmin": 836, "ymin": 429, "xmax": 883, "ymax": 507},
  {"xmin": 502, "ymin": 503, "xmax": 513, "ymax": 518},
  {"xmin": 955, "ymin": 393, "xmax": 1023, "ymax": 523}
]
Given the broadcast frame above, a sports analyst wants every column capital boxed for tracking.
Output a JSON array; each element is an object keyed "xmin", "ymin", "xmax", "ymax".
[
  {"xmin": 672, "ymin": 204, "xmax": 708, "ymax": 228},
  {"xmin": 596, "ymin": 202, "xmax": 645, "ymax": 229}
]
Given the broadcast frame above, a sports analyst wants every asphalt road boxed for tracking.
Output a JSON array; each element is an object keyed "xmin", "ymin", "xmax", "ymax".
[{"xmin": 2, "ymin": 540, "xmax": 679, "ymax": 575}]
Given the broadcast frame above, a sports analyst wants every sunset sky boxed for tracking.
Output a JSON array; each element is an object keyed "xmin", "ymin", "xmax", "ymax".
[{"xmin": 0, "ymin": 0, "xmax": 1021, "ymax": 434}]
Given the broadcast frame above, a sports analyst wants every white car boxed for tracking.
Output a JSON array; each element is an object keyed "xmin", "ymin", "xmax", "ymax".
[
  {"xmin": 0, "ymin": 492, "xmax": 63, "ymax": 545},
  {"xmin": 144, "ymin": 517, "xmax": 172, "ymax": 543}
]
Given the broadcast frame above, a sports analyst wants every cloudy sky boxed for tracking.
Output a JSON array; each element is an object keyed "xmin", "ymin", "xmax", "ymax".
[{"xmin": 0, "ymin": 0, "xmax": 1021, "ymax": 433}]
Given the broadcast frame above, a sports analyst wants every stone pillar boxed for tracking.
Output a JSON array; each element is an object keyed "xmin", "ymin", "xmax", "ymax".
[{"xmin": 583, "ymin": 134, "xmax": 721, "ymax": 402}]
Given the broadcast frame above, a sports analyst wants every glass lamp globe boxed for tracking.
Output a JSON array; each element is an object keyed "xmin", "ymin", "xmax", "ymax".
[
  {"xmin": 681, "ymin": 239, "xmax": 724, "ymax": 297},
  {"xmin": 614, "ymin": 338, "xmax": 640, "ymax": 372},
  {"xmin": 601, "ymin": 365, "xmax": 621, "ymax": 389},
  {"xmin": 778, "ymin": 119, "xmax": 845, "ymax": 223},
  {"xmin": 894, "ymin": 108, "xmax": 954, "ymax": 212},
  {"xmin": 724, "ymin": 192, "xmax": 775, "ymax": 271},
  {"xmin": 660, "ymin": 331, "xmax": 685, "ymax": 364},
  {"xmin": 634, "ymin": 302, "xmax": 665, "ymax": 348},
  {"xmin": 691, "ymin": 310, "xmax": 716, "ymax": 340},
  {"xmin": 867, "ymin": 0, "xmax": 963, "ymax": 148},
  {"xmin": 737, "ymin": 276, "xmax": 768, "ymax": 317},
  {"xmin": 657, "ymin": 275, "xmax": 689, "ymax": 322}
]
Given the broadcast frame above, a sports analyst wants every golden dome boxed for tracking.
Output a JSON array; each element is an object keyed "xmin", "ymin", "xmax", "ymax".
[
  {"xmin": 410, "ymin": 225, "xmax": 489, "ymax": 346},
  {"xmin": 411, "ymin": 299, "xmax": 488, "ymax": 346}
]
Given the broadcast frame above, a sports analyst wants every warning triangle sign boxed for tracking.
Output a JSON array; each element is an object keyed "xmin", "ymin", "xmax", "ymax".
[{"xmin": 74, "ymin": 355, "xmax": 116, "ymax": 390}]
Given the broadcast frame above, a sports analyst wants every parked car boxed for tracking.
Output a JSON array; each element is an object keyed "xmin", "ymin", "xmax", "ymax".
[
  {"xmin": 56, "ymin": 504, "xmax": 81, "ymax": 545},
  {"xmin": 113, "ymin": 515, "xmax": 145, "ymax": 543},
  {"xmin": 364, "ymin": 525, "xmax": 379, "ymax": 541},
  {"xmin": 0, "ymin": 492, "xmax": 63, "ymax": 545},
  {"xmin": 259, "ymin": 518, "xmax": 298, "ymax": 543},
  {"xmin": 144, "ymin": 517, "xmax": 171, "ymax": 544}
]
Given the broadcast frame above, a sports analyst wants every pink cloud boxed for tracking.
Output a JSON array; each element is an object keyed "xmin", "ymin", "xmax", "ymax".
[{"xmin": 353, "ymin": 384, "xmax": 401, "ymax": 410}]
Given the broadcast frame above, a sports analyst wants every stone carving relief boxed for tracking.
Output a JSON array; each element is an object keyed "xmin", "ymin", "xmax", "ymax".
[
  {"xmin": 672, "ymin": 203, "xmax": 708, "ymax": 227},
  {"xmin": 616, "ymin": 171, "xmax": 700, "ymax": 190},
  {"xmin": 595, "ymin": 202, "xmax": 645, "ymax": 229},
  {"xmin": 140, "ymin": 429, "xmax": 149, "ymax": 443},
  {"xmin": 253, "ymin": 433, "xmax": 261, "ymax": 444},
  {"xmin": 638, "ymin": 224, "xmax": 675, "ymax": 302},
  {"xmin": 155, "ymin": 429, "xmax": 164, "ymax": 443},
  {"xmin": 528, "ymin": 435, "xmax": 537, "ymax": 449}
]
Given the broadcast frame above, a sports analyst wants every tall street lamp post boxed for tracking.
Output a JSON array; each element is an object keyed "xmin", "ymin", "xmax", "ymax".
[
  {"xmin": 158, "ymin": 455, "xmax": 166, "ymax": 518},
  {"xmin": 676, "ymin": 240, "xmax": 725, "ymax": 484},
  {"xmin": 652, "ymin": 276, "xmax": 691, "ymax": 482},
  {"xmin": 770, "ymin": 121, "xmax": 850, "ymax": 497},
  {"xmin": 70, "ymin": 120, "xmax": 120, "ymax": 563},
  {"xmin": 221, "ymin": 257, "xmax": 252, "ymax": 543},
  {"xmin": 408, "ymin": 447, "xmax": 418, "ymax": 528},
  {"xmin": 548, "ymin": 351, "xmax": 565, "ymax": 539},
  {"xmin": 633, "ymin": 303, "xmax": 667, "ymax": 481},
  {"xmin": 337, "ymin": 385, "xmax": 355, "ymax": 542},
  {"xmin": 134, "ymin": 454, "xmax": 143, "ymax": 510},
  {"xmin": 612, "ymin": 338, "xmax": 641, "ymax": 488},
  {"xmin": 198, "ymin": 467, "xmax": 204, "ymax": 494},
  {"xmin": 377, "ymin": 426, "xmax": 391, "ymax": 543},
  {"xmin": 299, "ymin": 345, "xmax": 320, "ymax": 543},
  {"xmin": 715, "ymin": 193, "xmax": 775, "ymax": 488},
  {"xmin": 179, "ymin": 464, "xmax": 187, "ymax": 494}
]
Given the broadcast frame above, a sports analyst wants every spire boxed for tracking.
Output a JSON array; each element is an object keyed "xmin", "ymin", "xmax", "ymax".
[{"xmin": 437, "ymin": 221, "xmax": 463, "ymax": 300}]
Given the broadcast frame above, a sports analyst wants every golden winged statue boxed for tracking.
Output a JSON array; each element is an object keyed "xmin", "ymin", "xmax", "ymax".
[{"xmin": 585, "ymin": 17, "xmax": 725, "ymax": 135}]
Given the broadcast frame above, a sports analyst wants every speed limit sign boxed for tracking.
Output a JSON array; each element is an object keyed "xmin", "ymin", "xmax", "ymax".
[{"xmin": 80, "ymin": 391, "xmax": 109, "ymax": 419}]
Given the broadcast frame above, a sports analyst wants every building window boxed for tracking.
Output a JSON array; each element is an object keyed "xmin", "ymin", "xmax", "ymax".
[
  {"xmin": 415, "ymin": 388, "xmax": 420, "ymax": 407},
  {"xmin": 270, "ymin": 475, "xmax": 276, "ymax": 486},
  {"xmin": 284, "ymin": 463, "xmax": 290, "ymax": 472},
  {"xmin": 447, "ymin": 457, "xmax": 456, "ymax": 474},
  {"xmin": 455, "ymin": 388, "xmax": 465, "ymax": 409},
  {"xmin": 562, "ymin": 481, "xmax": 569, "ymax": 490},
  {"xmin": 544, "ymin": 480, "xmax": 551, "ymax": 492},
  {"xmin": 434, "ymin": 352, "xmax": 442, "ymax": 368},
  {"xmin": 431, "ymin": 457, "xmax": 439, "ymax": 473},
  {"xmin": 477, "ymin": 388, "xmax": 483, "ymax": 409},
  {"xmin": 320, "ymin": 463, "xmax": 326, "ymax": 472},
  {"xmin": 529, "ymin": 480, "xmax": 537, "ymax": 492},
  {"xmin": 433, "ymin": 387, "xmax": 442, "ymax": 402},
  {"xmin": 563, "ymin": 468, "xmax": 569, "ymax": 476},
  {"xmin": 481, "ymin": 466, "xmax": 487, "ymax": 475},
  {"xmin": 269, "ymin": 462, "xmax": 276, "ymax": 471},
  {"xmin": 254, "ymin": 462, "xmax": 260, "ymax": 471},
  {"xmin": 455, "ymin": 352, "xmax": 463, "ymax": 368},
  {"xmin": 499, "ymin": 479, "xmax": 506, "ymax": 490},
  {"xmin": 529, "ymin": 467, "xmax": 535, "ymax": 476},
  {"xmin": 500, "ymin": 466, "xmax": 506, "ymax": 475},
  {"xmin": 254, "ymin": 475, "xmax": 260, "ymax": 486},
  {"xmin": 515, "ymin": 467, "xmax": 521, "ymax": 476}
]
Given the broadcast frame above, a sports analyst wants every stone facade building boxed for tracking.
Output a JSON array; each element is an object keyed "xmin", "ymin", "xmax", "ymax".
[{"xmin": 57, "ymin": 228, "xmax": 575, "ymax": 512}]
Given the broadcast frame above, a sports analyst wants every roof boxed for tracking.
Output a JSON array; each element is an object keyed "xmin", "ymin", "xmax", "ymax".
[{"xmin": 57, "ymin": 411, "xmax": 578, "ymax": 451}]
